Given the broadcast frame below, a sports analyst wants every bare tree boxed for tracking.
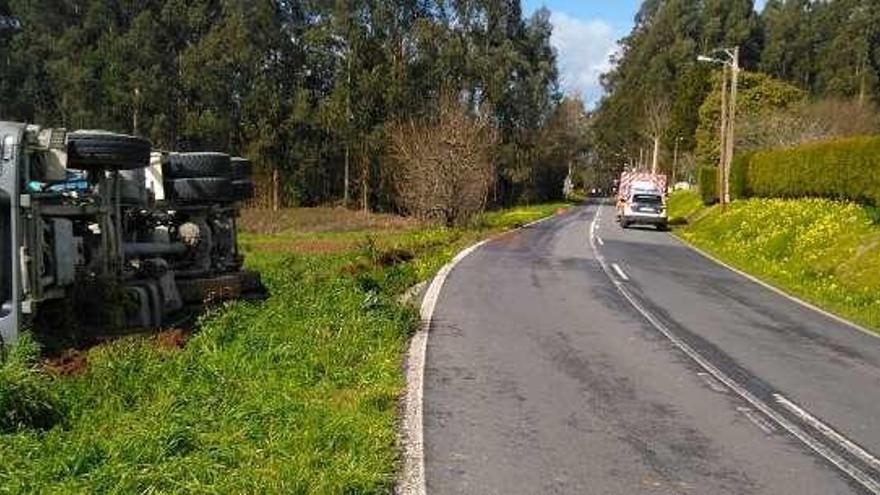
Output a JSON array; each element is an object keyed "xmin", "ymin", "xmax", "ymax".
[
  {"xmin": 388, "ymin": 93, "xmax": 498, "ymax": 226},
  {"xmin": 737, "ymin": 98, "xmax": 880, "ymax": 151},
  {"xmin": 643, "ymin": 98, "xmax": 670, "ymax": 175}
]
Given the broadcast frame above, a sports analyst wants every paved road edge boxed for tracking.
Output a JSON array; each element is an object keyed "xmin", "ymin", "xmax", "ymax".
[
  {"xmin": 669, "ymin": 232, "xmax": 880, "ymax": 342},
  {"xmin": 397, "ymin": 213, "xmax": 563, "ymax": 495}
]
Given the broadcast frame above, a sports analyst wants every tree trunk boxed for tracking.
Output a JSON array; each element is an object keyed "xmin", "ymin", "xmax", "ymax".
[
  {"xmin": 272, "ymin": 167, "xmax": 280, "ymax": 212},
  {"xmin": 651, "ymin": 136, "xmax": 660, "ymax": 175}
]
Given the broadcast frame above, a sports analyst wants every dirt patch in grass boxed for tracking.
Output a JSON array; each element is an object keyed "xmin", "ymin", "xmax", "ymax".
[
  {"xmin": 251, "ymin": 238, "xmax": 362, "ymax": 255},
  {"xmin": 240, "ymin": 207, "xmax": 420, "ymax": 235},
  {"xmin": 44, "ymin": 350, "xmax": 88, "ymax": 377},
  {"xmin": 155, "ymin": 329, "xmax": 190, "ymax": 351}
]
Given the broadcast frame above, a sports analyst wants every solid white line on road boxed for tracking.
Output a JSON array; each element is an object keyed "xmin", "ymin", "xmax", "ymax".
[
  {"xmin": 737, "ymin": 407, "xmax": 777, "ymax": 435},
  {"xmin": 399, "ymin": 210, "xmax": 563, "ymax": 495},
  {"xmin": 673, "ymin": 235, "xmax": 880, "ymax": 343},
  {"xmin": 774, "ymin": 393, "xmax": 880, "ymax": 473},
  {"xmin": 611, "ymin": 263, "xmax": 629, "ymax": 281},
  {"xmin": 587, "ymin": 204, "xmax": 880, "ymax": 495}
]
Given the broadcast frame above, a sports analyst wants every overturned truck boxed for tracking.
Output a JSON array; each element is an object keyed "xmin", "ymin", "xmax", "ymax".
[{"xmin": 0, "ymin": 121, "xmax": 262, "ymax": 346}]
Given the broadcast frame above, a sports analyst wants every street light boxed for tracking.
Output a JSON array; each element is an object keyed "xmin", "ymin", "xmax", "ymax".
[{"xmin": 697, "ymin": 46, "xmax": 740, "ymax": 208}]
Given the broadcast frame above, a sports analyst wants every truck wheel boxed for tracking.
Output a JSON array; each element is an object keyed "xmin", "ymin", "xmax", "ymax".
[
  {"xmin": 230, "ymin": 157, "xmax": 253, "ymax": 179},
  {"xmin": 67, "ymin": 131, "xmax": 151, "ymax": 170},
  {"xmin": 164, "ymin": 177, "xmax": 232, "ymax": 202},
  {"xmin": 164, "ymin": 152, "xmax": 231, "ymax": 179},
  {"xmin": 231, "ymin": 179, "xmax": 255, "ymax": 201}
]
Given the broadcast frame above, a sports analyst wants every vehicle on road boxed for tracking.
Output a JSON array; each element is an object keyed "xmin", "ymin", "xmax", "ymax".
[
  {"xmin": 616, "ymin": 172, "xmax": 668, "ymax": 230},
  {"xmin": 0, "ymin": 121, "xmax": 262, "ymax": 346}
]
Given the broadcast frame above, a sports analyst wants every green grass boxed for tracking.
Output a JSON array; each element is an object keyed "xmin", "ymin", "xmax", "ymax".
[
  {"xmin": 667, "ymin": 189, "xmax": 704, "ymax": 225},
  {"xmin": 675, "ymin": 197, "xmax": 880, "ymax": 333},
  {"xmin": 0, "ymin": 202, "xmax": 570, "ymax": 494}
]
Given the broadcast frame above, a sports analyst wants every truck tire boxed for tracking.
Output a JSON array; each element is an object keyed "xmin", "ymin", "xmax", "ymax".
[
  {"xmin": 67, "ymin": 131, "xmax": 151, "ymax": 170},
  {"xmin": 231, "ymin": 179, "xmax": 255, "ymax": 201},
  {"xmin": 164, "ymin": 177, "xmax": 232, "ymax": 203},
  {"xmin": 164, "ymin": 152, "xmax": 231, "ymax": 179},
  {"xmin": 230, "ymin": 157, "xmax": 253, "ymax": 179}
]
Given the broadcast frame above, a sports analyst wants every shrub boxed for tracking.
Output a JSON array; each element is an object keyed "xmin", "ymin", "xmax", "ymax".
[
  {"xmin": 730, "ymin": 152, "xmax": 754, "ymax": 200},
  {"xmin": 749, "ymin": 136, "xmax": 880, "ymax": 205},
  {"xmin": 699, "ymin": 167, "xmax": 718, "ymax": 205}
]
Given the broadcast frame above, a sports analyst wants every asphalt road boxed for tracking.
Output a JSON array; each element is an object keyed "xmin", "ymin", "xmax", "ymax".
[{"xmin": 423, "ymin": 202, "xmax": 880, "ymax": 494}]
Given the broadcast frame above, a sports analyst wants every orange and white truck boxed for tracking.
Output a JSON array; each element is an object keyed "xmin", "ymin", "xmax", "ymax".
[{"xmin": 616, "ymin": 172, "xmax": 668, "ymax": 230}]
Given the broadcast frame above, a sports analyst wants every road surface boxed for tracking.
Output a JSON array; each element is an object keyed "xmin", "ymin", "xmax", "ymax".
[{"xmin": 423, "ymin": 202, "xmax": 880, "ymax": 494}]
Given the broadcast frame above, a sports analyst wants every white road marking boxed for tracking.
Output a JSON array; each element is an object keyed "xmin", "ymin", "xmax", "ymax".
[
  {"xmin": 611, "ymin": 263, "xmax": 629, "ymax": 281},
  {"xmin": 588, "ymin": 204, "xmax": 880, "ymax": 494},
  {"xmin": 674, "ymin": 235, "xmax": 880, "ymax": 343},
  {"xmin": 737, "ymin": 407, "xmax": 777, "ymax": 435},
  {"xmin": 596, "ymin": 236, "xmax": 605, "ymax": 247},
  {"xmin": 774, "ymin": 393, "xmax": 880, "ymax": 473},
  {"xmin": 697, "ymin": 372, "xmax": 728, "ymax": 393},
  {"xmin": 399, "ymin": 211, "xmax": 561, "ymax": 495}
]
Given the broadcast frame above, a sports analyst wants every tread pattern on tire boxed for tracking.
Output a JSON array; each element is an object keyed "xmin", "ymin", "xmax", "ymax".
[
  {"xmin": 67, "ymin": 131, "xmax": 151, "ymax": 170},
  {"xmin": 230, "ymin": 157, "xmax": 253, "ymax": 179},
  {"xmin": 164, "ymin": 177, "xmax": 232, "ymax": 202},
  {"xmin": 164, "ymin": 152, "xmax": 231, "ymax": 179}
]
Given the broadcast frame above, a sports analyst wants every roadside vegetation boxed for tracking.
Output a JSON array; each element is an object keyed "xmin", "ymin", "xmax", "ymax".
[
  {"xmin": 0, "ymin": 204, "xmax": 568, "ymax": 493},
  {"xmin": 668, "ymin": 192, "xmax": 880, "ymax": 333}
]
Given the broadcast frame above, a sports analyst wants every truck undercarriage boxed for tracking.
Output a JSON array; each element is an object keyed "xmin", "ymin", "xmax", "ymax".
[{"xmin": 0, "ymin": 121, "xmax": 263, "ymax": 346}]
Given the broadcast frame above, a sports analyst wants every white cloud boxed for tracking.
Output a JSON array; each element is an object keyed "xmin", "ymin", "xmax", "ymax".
[{"xmin": 549, "ymin": 12, "xmax": 618, "ymax": 107}]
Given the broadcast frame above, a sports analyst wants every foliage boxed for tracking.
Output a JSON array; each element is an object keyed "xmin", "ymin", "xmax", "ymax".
[
  {"xmin": 0, "ymin": 1, "xmax": 570, "ymax": 210},
  {"xmin": 0, "ymin": 203, "xmax": 566, "ymax": 492},
  {"xmin": 667, "ymin": 189, "xmax": 704, "ymax": 225},
  {"xmin": 695, "ymin": 71, "xmax": 805, "ymax": 169},
  {"xmin": 591, "ymin": 0, "xmax": 761, "ymax": 182},
  {"xmin": 0, "ymin": 334, "xmax": 65, "ymax": 434},
  {"xmin": 699, "ymin": 167, "xmax": 718, "ymax": 205},
  {"xmin": 679, "ymin": 197, "xmax": 880, "ymax": 332},
  {"xmin": 388, "ymin": 94, "xmax": 498, "ymax": 226},
  {"xmin": 730, "ymin": 151, "xmax": 753, "ymax": 200},
  {"xmin": 749, "ymin": 136, "xmax": 880, "ymax": 205},
  {"xmin": 737, "ymin": 98, "xmax": 880, "ymax": 152}
]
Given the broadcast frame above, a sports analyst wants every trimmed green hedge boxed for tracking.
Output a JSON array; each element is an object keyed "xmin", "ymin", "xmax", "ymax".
[
  {"xmin": 699, "ymin": 167, "xmax": 718, "ymax": 205},
  {"xmin": 749, "ymin": 136, "xmax": 880, "ymax": 205},
  {"xmin": 731, "ymin": 151, "xmax": 754, "ymax": 200}
]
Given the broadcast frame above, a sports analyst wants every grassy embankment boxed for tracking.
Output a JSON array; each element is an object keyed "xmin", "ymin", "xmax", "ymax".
[
  {"xmin": 0, "ymin": 203, "xmax": 568, "ymax": 494},
  {"xmin": 668, "ymin": 190, "xmax": 880, "ymax": 333}
]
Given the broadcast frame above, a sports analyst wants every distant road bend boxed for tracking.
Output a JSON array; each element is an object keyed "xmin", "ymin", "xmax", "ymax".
[{"xmin": 422, "ymin": 202, "xmax": 880, "ymax": 495}]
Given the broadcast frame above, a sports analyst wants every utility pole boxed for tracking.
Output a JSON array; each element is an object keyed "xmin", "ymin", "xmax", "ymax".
[
  {"xmin": 724, "ymin": 46, "xmax": 740, "ymax": 206},
  {"xmin": 698, "ymin": 46, "xmax": 740, "ymax": 209},
  {"xmin": 718, "ymin": 63, "xmax": 729, "ymax": 206}
]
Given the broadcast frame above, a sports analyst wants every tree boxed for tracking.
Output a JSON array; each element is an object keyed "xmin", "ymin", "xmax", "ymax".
[{"xmin": 388, "ymin": 93, "xmax": 498, "ymax": 226}]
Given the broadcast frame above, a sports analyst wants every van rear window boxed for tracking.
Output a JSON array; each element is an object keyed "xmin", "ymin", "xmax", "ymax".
[{"xmin": 633, "ymin": 194, "xmax": 662, "ymax": 205}]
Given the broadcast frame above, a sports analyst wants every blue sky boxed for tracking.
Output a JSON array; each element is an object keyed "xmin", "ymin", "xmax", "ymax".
[{"xmin": 523, "ymin": 1, "xmax": 768, "ymax": 105}]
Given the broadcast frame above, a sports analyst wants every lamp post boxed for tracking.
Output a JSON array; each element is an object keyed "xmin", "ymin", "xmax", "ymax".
[{"xmin": 698, "ymin": 46, "xmax": 740, "ymax": 208}]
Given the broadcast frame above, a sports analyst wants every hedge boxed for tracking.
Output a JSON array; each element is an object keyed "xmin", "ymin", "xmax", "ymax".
[
  {"xmin": 730, "ymin": 151, "xmax": 754, "ymax": 200},
  {"xmin": 748, "ymin": 136, "xmax": 880, "ymax": 205},
  {"xmin": 699, "ymin": 167, "xmax": 718, "ymax": 205}
]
